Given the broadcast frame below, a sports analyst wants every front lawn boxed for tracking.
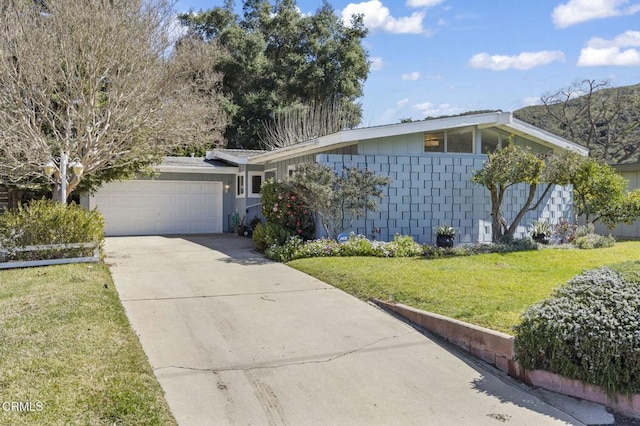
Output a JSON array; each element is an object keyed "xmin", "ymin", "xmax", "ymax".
[
  {"xmin": 0, "ymin": 264, "xmax": 175, "ymax": 425},
  {"xmin": 288, "ymin": 242, "xmax": 640, "ymax": 334}
]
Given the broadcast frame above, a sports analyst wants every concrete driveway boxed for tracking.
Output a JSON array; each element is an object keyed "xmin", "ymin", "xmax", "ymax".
[{"xmin": 105, "ymin": 235, "xmax": 587, "ymax": 425}]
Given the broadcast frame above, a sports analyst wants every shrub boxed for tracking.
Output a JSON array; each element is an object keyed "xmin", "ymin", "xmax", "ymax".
[
  {"xmin": 264, "ymin": 223, "xmax": 295, "ymax": 247},
  {"xmin": 264, "ymin": 236, "xmax": 304, "ymax": 262},
  {"xmin": 422, "ymin": 238, "xmax": 538, "ymax": 259},
  {"xmin": 573, "ymin": 233, "xmax": 616, "ymax": 249},
  {"xmin": 514, "ymin": 267, "xmax": 640, "ymax": 394},
  {"xmin": 339, "ymin": 234, "xmax": 378, "ymax": 257},
  {"xmin": 574, "ymin": 223, "xmax": 595, "ymax": 238},
  {"xmin": 264, "ymin": 234, "xmax": 424, "ymax": 262},
  {"xmin": 386, "ymin": 235, "xmax": 424, "ymax": 257},
  {"xmin": 554, "ymin": 219, "xmax": 577, "ymax": 244},
  {"xmin": 260, "ymin": 178, "xmax": 314, "ymax": 240},
  {"xmin": 0, "ymin": 200, "xmax": 104, "ymax": 261},
  {"xmin": 252, "ymin": 223, "xmax": 267, "ymax": 252}
]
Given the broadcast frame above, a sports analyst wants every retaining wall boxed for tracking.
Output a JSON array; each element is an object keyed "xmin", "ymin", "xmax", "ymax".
[{"xmin": 374, "ymin": 300, "xmax": 640, "ymax": 418}]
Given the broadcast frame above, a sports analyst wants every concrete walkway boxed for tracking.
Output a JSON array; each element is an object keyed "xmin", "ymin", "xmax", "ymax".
[{"xmin": 105, "ymin": 235, "xmax": 590, "ymax": 425}]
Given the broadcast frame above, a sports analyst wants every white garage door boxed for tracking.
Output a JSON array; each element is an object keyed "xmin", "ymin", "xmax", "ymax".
[{"xmin": 90, "ymin": 180, "xmax": 223, "ymax": 236}]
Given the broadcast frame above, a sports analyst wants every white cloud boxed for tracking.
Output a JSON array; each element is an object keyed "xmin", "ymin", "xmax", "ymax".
[
  {"xmin": 370, "ymin": 56, "xmax": 384, "ymax": 71},
  {"xmin": 412, "ymin": 102, "xmax": 461, "ymax": 117},
  {"xmin": 584, "ymin": 30, "xmax": 640, "ymax": 48},
  {"xmin": 552, "ymin": 0, "xmax": 640, "ymax": 28},
  {"xmin": 522, "ymin": 96, "xmax": 543, "ymax": 107},
  {"xmin": 342, "ymin": 1, "xmax": 425, "ymax": 34},
  {"xmin": 406, "ymin": 0, "xmax": 445, "ymax": 7},
  {"xmin": 578, "ymin": 47, "xmax": 640, "ymax": 66},
  {"xmin": 401, "ymin": 71, "xmax": 421, "ymax": 80},
  {"xmin": 578, "ymin": 31, "xmax": 640, "ymax": 66},
  {"xmin": 379, "ymin": 98, "xmax": 411, "ymax": 123},
  {"xmin": 468, "ymin": 50, "xmax": 565, "ymax": 71}
]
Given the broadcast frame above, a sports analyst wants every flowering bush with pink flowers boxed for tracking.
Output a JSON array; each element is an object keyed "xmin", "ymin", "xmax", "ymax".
[{"xmin": 260, "ymin": 178, "xmax": 315, "ymax": 240}]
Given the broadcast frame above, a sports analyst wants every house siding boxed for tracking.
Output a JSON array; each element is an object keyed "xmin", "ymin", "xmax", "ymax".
[
  {"xmin": 265, "ymin": 146, "xmax": 358, "ymax": 180},
  {"xmin": 317, "ymin": 153, "xmax": 573, "ymax": 245}
]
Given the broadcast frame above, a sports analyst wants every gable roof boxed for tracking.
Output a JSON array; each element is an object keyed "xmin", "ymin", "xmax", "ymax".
[{"xmin": 211, "ymin": 112, "xmax": 588, "ymax": 165}]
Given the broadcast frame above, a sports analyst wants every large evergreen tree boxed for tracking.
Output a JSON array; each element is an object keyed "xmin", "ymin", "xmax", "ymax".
[{"xmin": 179, "ymin": 0, "xmax": 369, "ymax": 149}]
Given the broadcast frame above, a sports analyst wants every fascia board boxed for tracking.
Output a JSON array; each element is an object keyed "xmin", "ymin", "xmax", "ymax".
[
  {"xmin": 155, "ymin": 165, "xmax": 239, "ymax": 174},
  {"xmin": 211, "ymin": 150, "xmax": 250, "ymax": 165},
  {"xmin": 504, "ymin": 120, "xmax": 589, "ymax": 156}
]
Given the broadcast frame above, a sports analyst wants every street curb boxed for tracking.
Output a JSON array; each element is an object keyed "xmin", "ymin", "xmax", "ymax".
[{"xmin": 373, "ymin": 300, "xmax": 640, "ymax": 418}]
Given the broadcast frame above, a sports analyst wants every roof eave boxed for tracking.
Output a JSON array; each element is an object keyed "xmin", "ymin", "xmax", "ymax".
[
  {"xmin": 503, "ymin": 119, "xmax": 589, "ymax": 156},
  {"xmin": 211, "ymin": 150, "xmax": 251, "ymax": 165},
  {"xmin": 155, "ymin": 165, "xmax": 239, "ymax": 174}
]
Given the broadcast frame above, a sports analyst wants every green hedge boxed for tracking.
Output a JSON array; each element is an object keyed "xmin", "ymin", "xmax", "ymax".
[
  {"xmin": 0, "ymin": 200, "xmax": 105, "ymax": 261},
  {"xmin": 514, "ymin": 266, "xmax": 640, "ymax": 394}
]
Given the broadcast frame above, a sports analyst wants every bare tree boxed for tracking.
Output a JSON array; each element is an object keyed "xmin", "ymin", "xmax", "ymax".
[
  {"xmin": 0, "ymin": 0, "xmax": 227, "ymax": 200},
  {"xmin": 541, "ymin": 79, "xmax": 639, "ymax": 163},
  {"xmin": 260, "ymin": 98, "xmax": 359, "ymax": 150}
]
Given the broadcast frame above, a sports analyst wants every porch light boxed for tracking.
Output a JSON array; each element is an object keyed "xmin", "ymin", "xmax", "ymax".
[{"xmin": 43, "ymin": 153, "xmax": 84, "ymax": 204}]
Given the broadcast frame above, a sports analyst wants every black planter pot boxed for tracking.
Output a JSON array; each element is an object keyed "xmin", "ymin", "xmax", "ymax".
[
  {"xmin": 532, "ymin": 233, "xmax": 550, "ymax": 245},
  {"xmin": 436, "ymin": 234, "xmax": 455, "ymax": 248}
]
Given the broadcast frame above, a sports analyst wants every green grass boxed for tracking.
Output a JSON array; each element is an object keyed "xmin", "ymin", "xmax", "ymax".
[
  {"xmin": 0, "ymin": 263, "xmax": 176, "ymax": 426},
  {"xmin": 288, "ymin": 242, "xmax": 640, "ymax": 334}
]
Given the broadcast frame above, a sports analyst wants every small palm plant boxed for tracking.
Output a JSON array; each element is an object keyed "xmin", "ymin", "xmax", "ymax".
[
  {"xmin": 436, "ymin": 225, "xmax": 456, "ymax": 237},
  {"xmin": 530, "ymin": 219, "xmax": 552, "ymax": 244},
  {"xmin": 436, "ymin": 225, "xmax": 456, "ymax": 248}
]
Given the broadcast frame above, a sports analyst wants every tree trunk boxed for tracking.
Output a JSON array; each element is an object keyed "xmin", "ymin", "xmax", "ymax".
[
  {"xmin": 490, "ymin": 187, "xmax": 504, "ymax": 242},
  {"xmin": 506, "ymin": 183, "xmax": 538, "ymax": 238}
]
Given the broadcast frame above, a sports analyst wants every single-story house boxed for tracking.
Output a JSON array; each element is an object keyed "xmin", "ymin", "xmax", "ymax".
[{"xmin": 88, "ymin": 111, "xmax": 588, "ymax": 244}]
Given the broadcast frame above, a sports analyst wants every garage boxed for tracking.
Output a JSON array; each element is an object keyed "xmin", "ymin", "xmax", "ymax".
[{"xmin": 90, "ymin": 180, "xmax": 223, "ymax": 236}]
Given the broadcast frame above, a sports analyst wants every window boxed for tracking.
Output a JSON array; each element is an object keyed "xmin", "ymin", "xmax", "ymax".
[
  {"xmin": 236, "ymin": 174, "xmax": 244, "ymax": 197},
  {"xmin": 265, "ymin": 169, "xmax": 276, "ymax": 182},
  {"xmin": 249, "ymin": 173, "xmax": 263, "ymax": 196},
  {"xmin": 480, "ymin": 129, "xmax": 501, "ymax": 154},
  {"xmin": 423, "ymin": 129, "xmax": 473, "ymax": 153},
  {"xmin": 424, "ymin": 132, "xmax": 445, "ymax": 153},
  {"xmin": 447, "ymin": 128, "xmax": 473, "ymax": 153},
  {"xmin": 287, "ymin": 165, "xmax": 297, "ymax": 177}
]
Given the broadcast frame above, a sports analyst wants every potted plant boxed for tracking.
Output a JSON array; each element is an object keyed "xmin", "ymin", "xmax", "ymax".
[
  {"xmin": 530, "ymin": 219, "xmax": 552, "ymax": 244},
  {"xmin": 436, "ymin": 225, "xmax": 456, "ymax": 248}
]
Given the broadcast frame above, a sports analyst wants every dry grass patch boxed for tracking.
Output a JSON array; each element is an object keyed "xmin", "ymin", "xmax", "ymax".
[{"xmin": 0, "ymin": 263, "xmax": 175, "ymax": 425}]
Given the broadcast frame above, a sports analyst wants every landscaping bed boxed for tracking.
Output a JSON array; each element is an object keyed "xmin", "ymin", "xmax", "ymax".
[
  {"xmin": 288, "ymin": 241, "xmax": 640, "ymax": 334},
  {"xmin": 0, "ymin": 263, "xmax": 175, "ymax": 425}
]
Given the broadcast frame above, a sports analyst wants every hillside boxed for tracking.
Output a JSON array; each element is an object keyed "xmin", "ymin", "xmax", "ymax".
[{"xmin": 514, "ymin": 83, "xmax": 640, "ymax": 164}]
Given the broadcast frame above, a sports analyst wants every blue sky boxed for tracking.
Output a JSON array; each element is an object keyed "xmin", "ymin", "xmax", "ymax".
[{"xmin": 175, "ymin": 0, "xmax": 640, "ymax": 126}]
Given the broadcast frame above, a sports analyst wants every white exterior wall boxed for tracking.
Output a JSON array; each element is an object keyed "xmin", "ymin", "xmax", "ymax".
[{"xmin": 317, "ymin": 153, "xmax": 574, "ymax": 245}]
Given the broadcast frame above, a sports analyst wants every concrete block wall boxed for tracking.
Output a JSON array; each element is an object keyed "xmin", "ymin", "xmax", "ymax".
[{"xmin": 317, "ymin": 154, "xmax": 574, "ymax": 245}]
